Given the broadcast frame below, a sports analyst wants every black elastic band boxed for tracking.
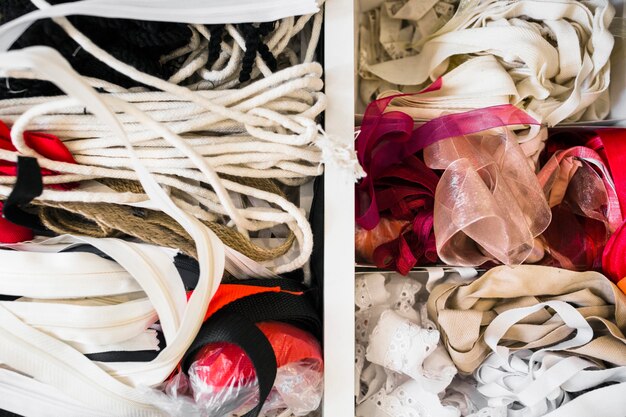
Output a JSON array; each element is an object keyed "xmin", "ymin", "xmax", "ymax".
[
  {"xmin": 182, "ymin": 311, "xmax": 277, "ymax": 417},
  {"xmin": 3, "ymin": 156, "xmax": 51, "ymax": 235}
]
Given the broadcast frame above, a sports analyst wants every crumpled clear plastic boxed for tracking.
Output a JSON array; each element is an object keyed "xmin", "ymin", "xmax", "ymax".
[
  {"xmin": 424, "ymin": 127, "xmax": 551, "ymax": 266},
  {"xmin": 156, "ymin": 323, "xmax": 323, "ymax": 417}
]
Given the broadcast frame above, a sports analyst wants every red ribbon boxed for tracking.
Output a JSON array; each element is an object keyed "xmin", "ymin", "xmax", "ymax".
[
  {"xmin": 596, "ymin": 129, "xmax": 626, "ymax": 289},
  {"xmin": 0, "ymin": 121, "xmax": 77, "ymax": 190}
]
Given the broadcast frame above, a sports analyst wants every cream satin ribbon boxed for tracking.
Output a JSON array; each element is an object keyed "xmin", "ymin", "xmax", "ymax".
[
  {"xmin": 367, "ymin": 0, "xmax": 614, "ymax": 126},
  {"xmin": 377, "ymin": 55, "xmax": 518, "ymax": 121}
]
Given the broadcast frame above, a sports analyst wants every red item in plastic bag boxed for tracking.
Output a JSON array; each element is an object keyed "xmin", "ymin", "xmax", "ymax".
[{"xmin": 192, "ymin": 321, "xmax": 322, "ymax": 388}]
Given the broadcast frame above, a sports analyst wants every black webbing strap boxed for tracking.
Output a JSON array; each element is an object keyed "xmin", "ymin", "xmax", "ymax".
[
  {"xmin": 224, "ymin": 278, "xmax": 322, "ymax": 338},
  {"xmin": 85, "ymin": 330, "xmax": 164, "ymax": 363},
  {"xmin": 218, "ymin": 291, "xmax": 322, "ymax": 340},
  {"xmin": 2, "ymin": 156, "xmax": 51, "ymax": 235},
  {"xmin": 182, "ymin": 310, "xmax": 277, "ymax": 417}
]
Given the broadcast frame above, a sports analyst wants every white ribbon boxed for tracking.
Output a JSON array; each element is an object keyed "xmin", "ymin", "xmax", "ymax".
[
  {"xmin": 365, "ymin": 0, "xmax": 615, "ymax": 125},
  {"xmin": 475, "ymin": 300, "xmax": 626, "ymax": 417}
]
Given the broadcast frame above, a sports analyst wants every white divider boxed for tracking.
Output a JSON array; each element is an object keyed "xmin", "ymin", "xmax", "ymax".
[{"xmin": 323, "ymin": 0, "xmax": 357, "ymax": 415}]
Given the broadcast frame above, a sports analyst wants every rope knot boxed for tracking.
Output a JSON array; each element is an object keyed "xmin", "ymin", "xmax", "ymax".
[{"xmin": 314, "ymin": 126, "xmax": 366, "ymax": 181}]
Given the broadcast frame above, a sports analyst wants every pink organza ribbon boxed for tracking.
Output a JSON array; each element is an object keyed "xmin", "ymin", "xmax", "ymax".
[
  {"xmin": 424, "ymin": 128, "xmax": 550, "ymax": 266},
  {"xmin": 537, "ymin": 144, "xmax": 620, "ymax": 270}
]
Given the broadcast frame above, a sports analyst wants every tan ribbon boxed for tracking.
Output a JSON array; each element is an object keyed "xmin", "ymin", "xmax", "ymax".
[{"xmin": 427, "ymin": 265, "xmax": 626, "ymax": 374}]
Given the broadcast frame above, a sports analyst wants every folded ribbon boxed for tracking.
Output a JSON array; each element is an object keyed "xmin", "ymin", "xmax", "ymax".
[{"xmin": 537, "ymin": 137, "xmax": 621, "ymax": 270}]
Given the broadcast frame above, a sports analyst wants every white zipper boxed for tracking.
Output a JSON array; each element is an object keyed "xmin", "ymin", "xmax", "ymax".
[
  {"xmin": 0, "ymin": 249, "xmax": 142, "ymax": 298},
  {"xmin": 0, "ymin": 0, "xmax": 320, "ymax": 51},
  {"xmin": 67, "ymin": 329, "xmax": 160, "ymax": 355},
  {"xmin": 0, "ymin": 305, "xmax": 165, "ymax": 416},
  {"xmin": 0, "ymin": 367, "xmax": 112, "ymax": 417},
  {"xmin": 1, "ymin": 298, "xmax": 158, "ymax": 345}
]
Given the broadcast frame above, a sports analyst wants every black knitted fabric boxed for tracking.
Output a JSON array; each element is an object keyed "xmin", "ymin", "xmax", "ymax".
[
  {"xmin": 238, "ymin": 22, "xmax": 278, "ymax": 83},
  {"xmin": 207, "ymin": 24, "xmax": 225, "ymax": 69},
  {"xmin": 0, "ymin": 0, "xmax": 191, "ymax": 98}
]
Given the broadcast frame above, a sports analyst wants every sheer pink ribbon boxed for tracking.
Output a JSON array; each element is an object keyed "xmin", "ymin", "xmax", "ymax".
[{"xmin": 537, "ymin": 145, "xmax": 620, "ymax": 270}]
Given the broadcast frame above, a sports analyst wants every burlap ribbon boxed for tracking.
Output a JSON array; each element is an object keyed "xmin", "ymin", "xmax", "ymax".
[
  {"xmin": 36, "ymin": 178, "xmax": 295, "ymax": 262},
  {"xmin": 427, "ymin": 265, "xmax": 626, "ymax": 374}
]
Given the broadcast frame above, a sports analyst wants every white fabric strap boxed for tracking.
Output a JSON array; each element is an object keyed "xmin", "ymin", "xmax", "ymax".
[
  {"xmin": 377, "ymin": 55, "xmax": 517, "ymax": 121},
  {"xmin": 0, "ymin": 0, "xmax": 320, "ymax": 51},
  {"xmin": 474, "ymin": 300, "xmax": 626, "ymax": 417}
]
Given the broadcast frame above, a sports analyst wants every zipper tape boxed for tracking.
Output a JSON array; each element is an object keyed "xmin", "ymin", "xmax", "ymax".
[
  {"xmin": 0, "ymin": 249, "xmax": 143, "ymax": 298},
  {"xmin": 69, "ymin": 330, "xmax": 160, "ymax": 355},
  {"xmin": 0, "ymin": 367, "xmax": 112, "ymax": 417},
  {"xmin": 1, "ymin": 298, "xmax": 157, "ymax": 345}
]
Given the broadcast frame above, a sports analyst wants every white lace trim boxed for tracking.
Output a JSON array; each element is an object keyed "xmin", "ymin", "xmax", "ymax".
[{"xmin": 355, "ymin": 272, "xmax": 464, "ymax": 417}]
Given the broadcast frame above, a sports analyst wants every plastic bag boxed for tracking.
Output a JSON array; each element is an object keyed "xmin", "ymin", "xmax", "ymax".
[{"xmin": 161, "ymin": 321, "xmax": 323, "ymax": 417}]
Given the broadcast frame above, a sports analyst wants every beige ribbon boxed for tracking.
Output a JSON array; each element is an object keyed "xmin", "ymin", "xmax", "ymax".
[{"xmin": 428, "ymin": 265, "xmax": 626, "ymax": 374}]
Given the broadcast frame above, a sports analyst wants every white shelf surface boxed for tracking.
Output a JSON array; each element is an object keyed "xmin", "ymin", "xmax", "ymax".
[{"xmin": 322, "ymin": 0, "xmax": 356, "ymax": 415}]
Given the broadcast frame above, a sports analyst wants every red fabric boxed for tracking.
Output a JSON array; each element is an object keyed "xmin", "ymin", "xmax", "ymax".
[
  {"xmin": 192, "ymin": 321, "xmax": 322, "ymax": 389},
  {"xmin": 355, "ymin": 217, "xmax": 410, "ymax": 263},
  {"xmin": 0, "ymin": 121, "xmax": 78, "ymax": 243},
  {"xmin": 596, "ymin": 129, "xmax": 626, "ymax": 219},
  {"xmin": 536, "ymin": 139, "xmax": 620, "ymax": 271},
  {"xmin": 0, "ymin": 121, "xmax": 77, "ymax": 191},
  {"xmin": 0, "ymin": 201, "xmax": 33, "ymax": 243},
  {"xmin": 603, "ymin": 220, "xmax": 626, "ymax": 285},
  {"xmin": 598, "ymin": 129, "xmax": 626, "ymax": 288}
]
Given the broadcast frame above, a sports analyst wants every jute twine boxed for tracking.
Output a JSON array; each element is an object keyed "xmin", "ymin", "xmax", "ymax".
[{"xmin": 37, "ymin": 178, "xmax": 295, "ymax": 262}]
